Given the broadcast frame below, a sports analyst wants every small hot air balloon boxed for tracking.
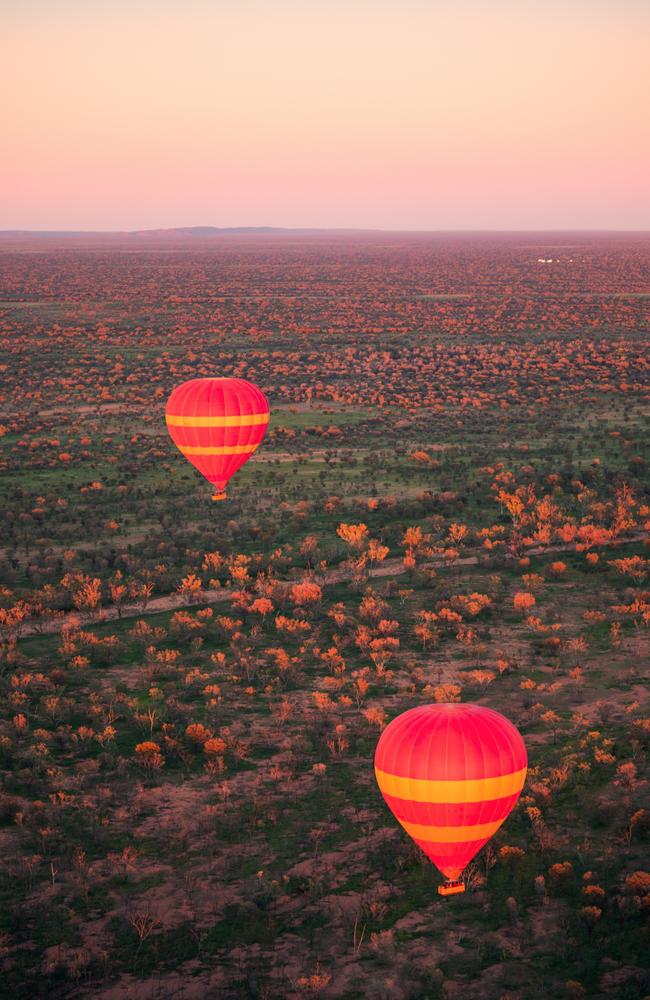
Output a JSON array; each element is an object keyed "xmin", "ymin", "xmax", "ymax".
[
  {"xmin": 375, "ymin": 703, "xmax": 527, "ymax": 896},
  {"xmin": 165, "ymin": 377, "xmax": 269, "ymax": 501}
]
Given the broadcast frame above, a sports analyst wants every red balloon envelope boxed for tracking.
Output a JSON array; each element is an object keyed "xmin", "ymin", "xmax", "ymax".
[
  {"xmin": 165, "ymin": 378, "xmax": 269, "ymax": 500},
  {"xmin": 375, "ymin": 703, "xmax": 527, "ymax": 894}
]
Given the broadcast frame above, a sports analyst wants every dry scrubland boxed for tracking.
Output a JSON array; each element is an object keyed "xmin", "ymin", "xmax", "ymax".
[{"xmin": 0, "ymin": 232, "xmax": 649, "ymax": 1000}]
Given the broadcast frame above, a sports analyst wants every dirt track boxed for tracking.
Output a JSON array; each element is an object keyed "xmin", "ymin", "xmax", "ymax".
[{"xmin": 16, "ymin": 531, "xmax": 646, "ymax": 640}]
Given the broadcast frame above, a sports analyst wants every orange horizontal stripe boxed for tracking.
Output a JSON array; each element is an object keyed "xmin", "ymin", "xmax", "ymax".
[
  {"xmin": 375, "ymin": 766, "xmax": 526, "ymax": 804},
  {"xmin": 401, "ymin": 817, "xmax": 504, "ymax": 844},
  {"xmin": 166, "ymin": 412, "xmax": 269, "ymax": 428},
  {"xmin": 177, "ymin": 443, "xmax": 259, "ymax": 456}
]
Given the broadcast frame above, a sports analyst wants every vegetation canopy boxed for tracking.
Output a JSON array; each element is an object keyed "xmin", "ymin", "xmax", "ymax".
[{"xmin": 0, "ymin": 232, "xmax": 648, "ymax": 1000}]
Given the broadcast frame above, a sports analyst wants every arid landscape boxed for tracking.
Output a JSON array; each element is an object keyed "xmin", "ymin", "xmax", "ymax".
[{"xmin": 1, "ymin": 231, "xmax": 649, "ymax": 999}]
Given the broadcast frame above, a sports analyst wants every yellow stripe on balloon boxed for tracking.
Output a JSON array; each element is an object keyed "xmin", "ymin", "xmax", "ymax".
[
  {"xmin": 400, "ymin": 817, "xmax": 505, "ymax": 844},
  {"xmin": 178, "ymin": 443, "xmax": 260, "ymax": 456},
  {"xmin": 166, "ymin": 412, "xmax": 270, "ymax": 428},
  {"xmin": 375, "ymin": 766, "xmax": 527, "ymax": 804}
]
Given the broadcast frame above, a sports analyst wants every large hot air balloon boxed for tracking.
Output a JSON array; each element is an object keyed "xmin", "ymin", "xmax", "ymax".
[
  {"xmin": 165, "ymin": 378, "xmax": 269, "ymax": 501},
  {"xmin": 375, "ymin": 703, "xmax": 527, "ymax": 896}
]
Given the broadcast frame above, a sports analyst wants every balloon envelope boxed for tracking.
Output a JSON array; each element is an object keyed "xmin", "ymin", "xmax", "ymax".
[
  {"xmin": 165, "ymin": 377, "xmax": 269, "ymax": 499},
  {"xmin": 375, "ymin": 703, "xmax": 527, "ymax": 881}
]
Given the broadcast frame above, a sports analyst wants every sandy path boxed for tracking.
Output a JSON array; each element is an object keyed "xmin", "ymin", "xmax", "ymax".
[{"xmin": 16, "ymin": 530, "xmax": 645, "ymax": 640}]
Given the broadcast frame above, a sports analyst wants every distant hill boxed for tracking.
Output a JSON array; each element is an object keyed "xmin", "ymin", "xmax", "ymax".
[
  {"xmin": 128, "ymin": 227, "xmax": 295, "ymax": 237},
  {"xmin": 1, "ymin": 228, "xmax": 645, "ymax": 248}
]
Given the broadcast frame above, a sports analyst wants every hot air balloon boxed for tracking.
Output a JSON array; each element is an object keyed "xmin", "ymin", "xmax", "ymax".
[
  {"xmin": 374, "ymin": 703, "xmax": 527, "ymax": 896},
  {"xmin": 165, "ymin": 378, "xmax": 269, "ymax": 501}
]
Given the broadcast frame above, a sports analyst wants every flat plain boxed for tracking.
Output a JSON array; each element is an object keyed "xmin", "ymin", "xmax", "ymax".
[{"xmin": 0, "ymin": 231, "xmax": 649, "ymax": 999}]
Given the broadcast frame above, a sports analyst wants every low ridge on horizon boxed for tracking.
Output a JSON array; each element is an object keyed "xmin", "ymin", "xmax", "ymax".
[{"xmin": 2, "ymin": 225, "xmax": 649, "ymax": 237}]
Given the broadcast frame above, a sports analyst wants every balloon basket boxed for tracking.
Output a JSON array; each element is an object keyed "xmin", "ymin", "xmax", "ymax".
[
  {"xmin": 211, "ymin": 491, "xmax": 227, "ymax": 502},
  {"xmin": 438, "ymin": 880, "xmax": 465, "ymax": 897}
]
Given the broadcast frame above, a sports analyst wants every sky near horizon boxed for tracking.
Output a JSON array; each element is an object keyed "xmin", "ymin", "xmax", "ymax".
[{"xmin": 2, "ymin": 0, "xmax": 649, "ymax": 231}]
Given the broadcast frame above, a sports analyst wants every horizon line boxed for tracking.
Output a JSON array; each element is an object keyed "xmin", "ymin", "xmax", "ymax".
[{"xmin": 2, "ymin": 226, "xmax": 650, "ymax": 236}]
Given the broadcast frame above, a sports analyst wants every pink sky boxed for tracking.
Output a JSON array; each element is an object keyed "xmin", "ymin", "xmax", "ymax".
[{"xmin": 2, "ymin": 0, "xmax": 649, "ymax": 230}]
